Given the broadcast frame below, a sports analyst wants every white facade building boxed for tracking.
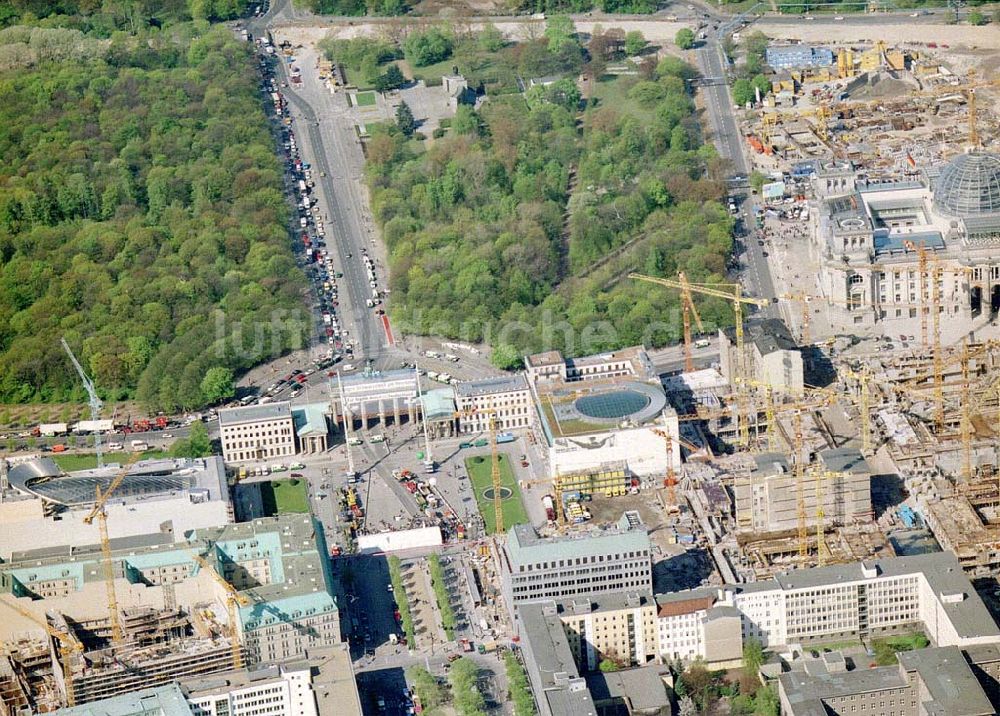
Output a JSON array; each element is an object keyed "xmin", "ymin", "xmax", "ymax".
[
  {"xmin": 454, "ymin": 375, "xmax": 533, "ymax": 432},
  {"xmin": 186, "ymin": 664, "xmax": 317, "ymax": 716},
  {"xmin": 218, "ymin": 403, "xmax": 296, "ymax": 463}
]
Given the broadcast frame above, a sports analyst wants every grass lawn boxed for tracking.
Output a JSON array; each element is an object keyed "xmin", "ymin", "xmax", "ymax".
[
  {"xmin": 260, "ymin": 478, "xmax": 309, "ymax": 515},
  {"xmin": 52, "ymin": 451, "xmax": 166, "ymax": 471},
  {"xmin": 464, "ymin": 453, "xmax": 528, "ymax": 534},
  {"xmin": 354, "ymin": 91, "xmax": 377, "ymax": 107},
  {"xmin": 872, "ymin": 633, "xmax": 929, "ymax": 665},
  {"xmin": 588, "ymin": 75, "xmax": 656, "ymax": 126}
]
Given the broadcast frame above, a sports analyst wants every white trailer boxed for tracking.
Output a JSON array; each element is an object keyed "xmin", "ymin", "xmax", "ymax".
[
  {"xmin": 38, "ymin": 423, "xmax": 68, "ymax": 437},
  {"xmin": 73, "ymin": 419, "xmax": 115, "ymax": 433}
]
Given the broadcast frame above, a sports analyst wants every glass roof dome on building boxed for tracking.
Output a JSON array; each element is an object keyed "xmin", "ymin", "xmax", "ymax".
[{"xmin": 933, "ymin": 151, "xmax": 1000, "ymax": 218}]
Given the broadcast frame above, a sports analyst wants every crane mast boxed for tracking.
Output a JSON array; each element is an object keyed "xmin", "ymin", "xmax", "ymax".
[{"xmin": 61, "ymin": 337, "xmax": 104, "ymax": 469}]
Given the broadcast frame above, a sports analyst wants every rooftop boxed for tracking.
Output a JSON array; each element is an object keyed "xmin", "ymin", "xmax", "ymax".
[
  {"xmin": 7, "ymin": 456, "xmax": 228, "ymax": 508},
  {"xmin": 51, "ymin": 684, "xmax": 193, "ymax": 716},
  {"xmin": 420, "ymin": 388, "xmax": 456, "ymax": 421},
  {"xmin": 218, "ymin": 402, "xmax": 292, "ymax": 426},
  {"xmin": 292, "ymin": 402, "xmax": 329, "ymax": 437},
  {"xmin": 454, "ymin": 374, "xmax": 528, "ymax": 398},
  {"xmin": 517, "ymin": 602, "xmax": 598, "ymax": 716},
  {"xmin": 506, "ymin": 519, "xmax": 651, "ymax": 569},
  {"xmin": 818, "ymin": 447, "xmax": 871, "ymax": 475},
  {"xmin": 934, "ymin": 151, "xmax": 1000, "ymax": 218},
  {"xmin": 752, "ymin": 452, "xmax": 791, "ymax": 475},
  {"xmin": 780, "ymin": 646, "xmax": 995, "ymax": 716},
  {"xmin": 2, "ymin": 514, "xmax": 337, "ymax": 631}
]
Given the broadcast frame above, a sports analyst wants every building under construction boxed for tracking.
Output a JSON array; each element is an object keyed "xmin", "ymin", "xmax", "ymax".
[{"xmin": 0, "ymin": 514, "xmax": 341, "ymax": 710}]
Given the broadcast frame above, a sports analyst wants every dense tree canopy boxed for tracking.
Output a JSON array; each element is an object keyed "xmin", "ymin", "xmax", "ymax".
[
  {"xmin": 0, "ymin": 20, "xmax": 308, "ymax": 410},
  {"xmin": 366, "ymin": 36, "xmax": 734, "ymax": 358}
]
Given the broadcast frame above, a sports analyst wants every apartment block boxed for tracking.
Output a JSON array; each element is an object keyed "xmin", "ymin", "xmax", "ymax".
[
  {"xmin": 557, "ymin": 593, "xmax": 658, "ymax": 671},
  {"xmin": 454, "ymin": 375, "xmax": 532, "ymax": 432},
  {"xmin": 656, "ymin": 590, "xmax": 744, "ymax": 667},
  {"xmin": 734, "ymin": 448, "xmax": 872, "ymax": 533},
  {"xmin": 719, "ymin": 318, "xmax": 804, "ymax": 396},
  {"xmin": 218, "ymin": 403, "xmax": 296, "ymax": 463},
  {"xmin": 501, "ymin": 514, "xmax": 653, "ymax": 618}
]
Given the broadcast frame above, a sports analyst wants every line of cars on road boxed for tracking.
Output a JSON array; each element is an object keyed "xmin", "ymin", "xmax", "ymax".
[{"xmin": 255, "ymin": 34, "xmax": 356, "ymax": 378}]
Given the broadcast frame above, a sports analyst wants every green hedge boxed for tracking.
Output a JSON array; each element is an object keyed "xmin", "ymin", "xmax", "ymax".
[
  {"xmin": 388, "ymin": 556, "xmax": 416, "ymax": 646},
  {"xmin": 428, "ymin": 554, "xmax": 457, "ymax": 640},
  {"xmin": 448, "ymin": 658, "xmax": 487, "ymax": 716}
]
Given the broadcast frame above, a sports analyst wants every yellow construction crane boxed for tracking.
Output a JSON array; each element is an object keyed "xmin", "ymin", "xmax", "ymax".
[
  {"xmin": 839, "ymin": 366, "xmax": 874, "ymax": 456},
  {"xmin": 792, "ymin": 409, "xmax": 808, "ymax": 558},
  {"xmin": 82, "ymin": 454, "xmax": 142, "ymax": 646},
  {"xmin": 651, "ymin": 428, "xmax": 678, "ymax": 512},
  {"xmin": 191, "ymin": 552, "xmax": 251, "ymax": 670},
  {"xmin": 630, "ymin": 273, "xmax": 769, "ymax": 448},
  {"xmin": 678, "ymin": 272, "xmax": 705, "ymax": 373},
  {"xmin": 0, "ymin": 599, "xmax": 84, "ymax": 707}
]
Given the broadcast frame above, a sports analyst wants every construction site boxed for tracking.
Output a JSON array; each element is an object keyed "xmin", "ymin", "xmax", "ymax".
[{"xmin": 0, "ymin": 510, "xmax": 340, "ymax": 712}]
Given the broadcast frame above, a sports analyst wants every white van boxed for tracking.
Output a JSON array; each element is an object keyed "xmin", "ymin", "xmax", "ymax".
[
  {"xmin": 369, "ymin": 434, "xmax": 385, "ymax": 443},
  {"xmin": 347, "ymin": 436, "xmax": 363, "ymax": 446},
  {"xmin": 694, "ymin": 338, "xmax": 711, "ymax": 348}
]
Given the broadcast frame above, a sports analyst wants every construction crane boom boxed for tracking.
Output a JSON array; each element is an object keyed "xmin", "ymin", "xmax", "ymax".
[
  {"xmin": 452, "ymin": 408, "xmax": 504, "ymax": 534},
  {"xmin": 191, "ymin": 552, "xmax": 250, "ymax": 670},
  {"xmin": 82, "ymin": 454, "xmax": 141, "ymax": 646},
  {"xmin": 0, "ymin": 599, "xmax": 83, "ymax": 707},
  {"xmin": 630, "ymin": 273, "xmax": 769, "ymax": 448},
  {"xmin": 651, "ymin": 429, "xmax": 678, "ymax": 511},
  {"xmin": 678, "ymin": 273, "xmax": 705, "ymax": 373},
  {"xmin": 61, "ymin": 337, "xmax": 104, "ymax": 470}
]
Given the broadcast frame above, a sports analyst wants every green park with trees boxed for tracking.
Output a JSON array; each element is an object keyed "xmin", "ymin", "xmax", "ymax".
[
  {"xmin": 0, "ymin": 1, "xmax": 308, "ymax": 411},
  {"xmin": 357, "ymin": 21, "xmax": 735, "ymax": 366}
]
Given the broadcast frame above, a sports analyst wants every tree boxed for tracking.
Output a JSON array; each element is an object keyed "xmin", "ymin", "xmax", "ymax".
[
  {"xmin": 751, "ymin": 74, "xmax": 771, "ymax": 99},
  {"xmin": 675, "ymin": 28, "xmax": 695, "ymax": 50},
  {"xmin": 624, "ymin": 30, "xmax": 646, "ymax": 56},
  {"xmin": 544, "ymin": 15, "xmax": 577, "ymax": 53},
  {"xmin": 403, "ymin": 27, "xmax": 453, "ymax": 67},
  {"xmin": 750, "ymin": 170, "xmax": 767, "ymax": 195},
  {"xmin": 598, "ymin": 659, "xmax": 620, "ymax": 672},
  {"xmin": 396, "ymin": 101, "xmax": 416, "ymax": 136},
  {"xmin": 968, "ymin": 10, "xmax": 985, "ymax": 24},
  {"xmin": 201, "ymin": 367, "xmax": 235, "ymax": 405},
  {"xmin": 170, "ymin": 420, "xmax": 212, "ymax": 458},
  {"xmin": 732, "ymin": 78, "xmax": 754, "ymax": 107},
  {"xmin": 375, "ymin": 63, "xmax": 405, "ymax": 93},
  {"xmin": 491, "ymin": 343, "xmax": 522, "ymax": 370},
  {"xmin": 753, "ymin": 685, "xmax": 779, "ymax": 716},
  {"xmin": 479, "ymin": 23, "xmax": 506, "ymax": 52},
  {"xmin": 678, "ymin": 696, "xmax": 698, "ymax": 716}
]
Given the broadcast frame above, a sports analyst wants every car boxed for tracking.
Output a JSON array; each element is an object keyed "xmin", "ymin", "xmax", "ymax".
[
  {"xmin": 162, "ymin": 433, "xmax": 174, "ymax": 439},
  {"xmin": 291, "ymin": 472, "xmax": 303, "ymax": 478},
  {"xmin": 762, "ymin": 251, "xmax": 769, "ymax": 257},
  {"xmin": 387, "ymin": 584, "xmax": 394, "ymax": 592},
  {"xmin": 910, "ymin": 11, "xmax": 919, "ymax": 15},
  {"xmin": 521, "ymin": 460, "xmax": 529, "ymax": 467},
  {"xmin": 834, "ymin": 15, "xmax": 844, "ymax": 20}
]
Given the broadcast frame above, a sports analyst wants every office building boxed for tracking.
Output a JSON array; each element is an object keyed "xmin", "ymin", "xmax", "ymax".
[
  {"xmin": 1, "ymin": 456, "xmax": 231, "ymax": 558},
  {"xmin": 527, "ymin": 347, "xmax": 680, "ymax": 478},
  {"xmin": 218, "ymin": 403, "xmax": 296, "ymax": 463},
  {"xmin": 719, "ymin": 318, "xmax": 804, "ymax": 396},
  {"xmin": 733, "ymin": 448, "xmax": 872, "ymax": 533},
  {"xmin": 706, "ymin": 552, "xmax": 1000, "ymax": 650},
  {"xmin": 185, "ymin": 662, "xmax": 316, "ymax": 716},
  {"xmin": 454, "ymin": 374, "xmax": 532, "ymax": 432},
  {"xmin": 524, "ymin": 346, "xmax": 658, "ymax": 384},
  {"xmin": 501, "ymin": 514, "xmax": 653, "ymax": 618}
]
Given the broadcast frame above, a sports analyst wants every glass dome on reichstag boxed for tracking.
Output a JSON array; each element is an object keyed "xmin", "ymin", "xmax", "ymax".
[{"xmin": 933, "ymin": 151, "xmax": 1000, "ymax": 218}]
